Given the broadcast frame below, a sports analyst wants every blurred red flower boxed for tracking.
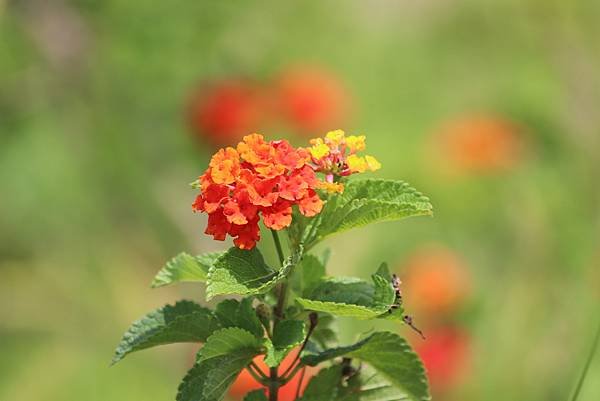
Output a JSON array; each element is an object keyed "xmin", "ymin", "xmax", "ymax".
[
  {"xmin": 274, "ymin": 67, "xmax": 351, "ymax": 135},
  {"xmin": 401, "ymin": 245, "xmax": 471, "ymax": 317},
  {"xmin": 187, "ymin": 79, "xmax": 266, "ymax": 146},
  {"xmin": 229, "ymin": 349, "xmax": 318, "ymax": 401},
  {"xmin": 414, "ymin": 326, "xmax": 470, "ymax": 391},
  {"xmin": 433, "ymin": 115, "xmax": 523, "ymax": 173}
]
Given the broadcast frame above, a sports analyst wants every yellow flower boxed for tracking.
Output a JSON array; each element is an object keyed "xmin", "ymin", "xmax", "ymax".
[
  {"xmin": 310, "ymin": 142, "xmax": 330, "ymax": 159},
  {"xmin": 346, "ymin": 135, "xmax": 366, "ymax": 152},
  {"xmin": 365, "ymin": 155, "xmax": 381, "ymax": 171},
  {"xmin": 346, "ymin": 154, "xmax": 368, "ymax": 173},
  {"xmin": 319, "ymin": 181, "xmax": 345, "ymax": 193},
  {"xmin": 325, "ymin": 129, "xmax": 345, "ymax": 146}
]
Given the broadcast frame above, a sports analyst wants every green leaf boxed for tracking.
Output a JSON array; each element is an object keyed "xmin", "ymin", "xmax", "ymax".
[
  {"xmin": 302, "ymin": 332, "xmax": 430, "ymax": 401},
  {"xmin": 112, "ymin": 301, "xmax": 220, "ymax": 364},
  {"xmin": 198, "ymin": 327, "xmax": 263, "ymax": 362},
  {"xmin": 290, "ymin": 254, "xmax": 326, "ymax": 297},
  {"xmin": 310, "ymin": 314, "xmax": 338, "ymax": 349},
  {"xmin": 151, "ymin": 252, "xmax": 223, "ymax": 288},
  {"xmin": 339, "ymin": 369, "xmax": 412, "ymax": 401},
  {"xmin": 244, "ymin": 390, "xmax": 268, "ymax": 401},
  {"xmin": 300, "ymin": 365, "xmax": 342, "ymax": 401},
  {"xmin": 302, "ymin": 364, "xmax": 413, "ymax": 401},
  {"xmin": 296, "ymin": 266, "xmax": 399, "ymax": 320},
  {"xmin": 292, "ymin": 179, "xmax": 432, "ymax": 249},
  {"xmin": 215, "ymin": 298, "xmax": 264, "ymax": 338},
  {"xmin": 264, "ymin": 320, "xmax": 306, "ymax": 367},
  {"xmin": 178, "ymin": 328, "xmax": 262, "ymax": 401},
  {"xmin": 206, "ymin": 247, "xmax": 294, "ymax": 300}
]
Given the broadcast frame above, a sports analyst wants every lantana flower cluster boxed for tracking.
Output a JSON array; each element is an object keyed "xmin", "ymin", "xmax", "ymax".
[
  {"xmin": 192, "ymin": 134, "xmax": 323, "ymax": 249},
  {"xmin": 309, "ymin": 129, "xmax": 381, "ymax": 193}
]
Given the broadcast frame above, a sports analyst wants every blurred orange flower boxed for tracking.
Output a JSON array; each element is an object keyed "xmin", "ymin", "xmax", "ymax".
[
  {"xmin": 401, "ymin": 245, "xmax": 471, "ymax": 317},
  {"xmin": 229, "ymin": 349, "xmax": 318, "ymax": 401},
  {"xmin": 433, "ymin": 115, "xmax": 524, "ymax": 173},
  {"xmin": 187, "ymin": 79, "xmax": 267, "ymax": 146},
  {"xmin": 274, "ymin": 67, "xmax": 351, "ymax": 135},
  {"xmin": 414, "ymin": 326, "xmax": 470, "ymax": 391}
]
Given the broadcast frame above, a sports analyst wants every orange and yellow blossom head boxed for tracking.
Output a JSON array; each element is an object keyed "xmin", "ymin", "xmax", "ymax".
[
  {"xmin": 308, "ymin": 129, "xmax": 381, "ymax": 193},
  {"xmin": 192, "ymin": 130, "xmax": 381, "ymax": 249},
  {"xmin": 192, "ymin": 134, "xmax": 322, "ymax": 249}
]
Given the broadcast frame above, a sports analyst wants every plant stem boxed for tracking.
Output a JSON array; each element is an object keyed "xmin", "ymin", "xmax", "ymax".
[
  {"xmin": 271, "ymin": 229, "xmax": 285, "ymax": 264},
  {"xmin": 271, "ymin": 230, "xmax": 288, "ymax": 324},
  {"xmin": 269, "ymin": 229, "xmax": 287, "ymax": 401},
  {"xmin": 569, "ymin": 319, "xmax": 600, "ymax": 401},
  {"xmin": 294, "ymin": 367, "xmax": 307, "ymax": 400}
]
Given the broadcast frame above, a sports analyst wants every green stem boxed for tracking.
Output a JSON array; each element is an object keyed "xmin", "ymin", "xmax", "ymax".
[
  {"xmin": 294, "ymin": 367, "xmax": 307, "ymax": 400},
  {"xmin": 247, "ymin": 364, "xmax": 269, "ymax": 385},
  {"xmin": 269, "ymin": 229, "xmax": 288, "ymax": 401},
  {"xmin": 271, "ymin": 229, "xmax": 285, "ymax": 264},
  {"xmin": 569, "ymin": 320, "xmax": 600, "ymax": 401}
]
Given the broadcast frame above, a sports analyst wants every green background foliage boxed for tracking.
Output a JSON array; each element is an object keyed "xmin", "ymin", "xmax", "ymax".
[{"xmin": 1, "ymin": 1, "xmax": 599, "ymax": 401}]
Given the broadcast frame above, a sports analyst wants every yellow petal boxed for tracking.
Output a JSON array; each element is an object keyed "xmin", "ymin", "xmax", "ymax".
[
  {"xmin": 346, "ymin": 135, "xmax": 366, "ymax": 152},
  {"xmin": 325, "ymin": 129, "xmax": 345, "ymax": 146},
  {"xmin": 365, "ymin": 155, "xmax": 381, "ymax": 171},
  {"xmin": 320, "ymin": 181, "xmax": 344, "ymax": 193},
  {"xmin": 310, "ymin": 143, "xmax": 330, "ymax": 159},
  {"xmin": 346, "ymin": 154, "xmax": 367, "ymax": 173}
]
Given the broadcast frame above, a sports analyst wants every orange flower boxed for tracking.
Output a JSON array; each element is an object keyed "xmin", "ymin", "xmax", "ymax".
[
  {"xmin": 400, "ymin": 245, "xmax": 471, "ymax": 317},
  {"xmin": 433, "ymin": 115, "xmax": 523, "ymax": 173},
  {"xmin": 308, "ymin": 129, "xmax": 380, "ymax": 193},
  {"xmin": 228, "ymin": 348, "xmax": 318, "ymax": 401},
  {"xmin": 193, "ymin": 134, "xmax": 324, "ymax": 249}
]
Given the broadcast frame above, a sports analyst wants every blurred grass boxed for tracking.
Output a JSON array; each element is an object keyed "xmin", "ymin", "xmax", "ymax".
[{"xmin": 1, "ymin": 1, "xmax": 599, "ymax": 400}]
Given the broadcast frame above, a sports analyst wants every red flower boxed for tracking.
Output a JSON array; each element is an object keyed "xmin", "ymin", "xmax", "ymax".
[
  {"xmin": 192, "ymin": 134, "xmax": 324, "ymax": 249},
  {"xmin": 414, "ymin": 326, "xmax": 470, "ymax": 391},
  {"xmin": 187, "ymin": 79, "xmax": 266, "ymax": 146},
  {"xmin": 275, "ymin": 67, "xmax": 351, "ymax": 135}
]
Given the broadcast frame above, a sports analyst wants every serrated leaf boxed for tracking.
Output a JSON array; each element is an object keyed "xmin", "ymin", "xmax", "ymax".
[
  {"xmin": 112, "ymin": 301, "xmax": 220, "ymax": 364},
  {"xmin": 178, "ymin": 327, "xmax": 263, "ymax": 401},
  {"xmin": 151, "ymin": 252, "xmax": 224, "ymax": 288},
  {"xmin": 199, "ymin": 327, "xmax": 263, "ymax": 362},
  {"xmin": 264, "ymin": 320, "xmax": 306, "ymax": 367},
  {"xmin": 339, "ymin": 370, "xmax": 412, "ymax": 401},
  {"xmin": 292, "ymin": 179, "xmax": 432, "ymax": 249},
  {"xmin": 296, "ymin": 267, "xmax": 399, "ymax": 320},
  {"xmin": 301, "ymin": 332, "xmax": 430, "ymax": 401},
  {"xmin": 244, "ymin": 390, "xmax": 268, "ymax": 401},
  {"xmin": 206, "ymin": 247, "xmax": 294, "ymax": 300},
  {"xmin": 215, "ymin": 298, "xmax": 264, "ymax": 338},
  {"xmin": 301, "ymin": 365, "xmax": 411, "ymax": 401}
]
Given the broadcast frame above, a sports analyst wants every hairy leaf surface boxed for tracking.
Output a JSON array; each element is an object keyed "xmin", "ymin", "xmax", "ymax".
[
  {"xmin": 291, "ymin": 179, "xmax": 432, "ymax": 249},
  {"xmin": 206, "ymin": 248, "xmax": 293, "ymax": 300},
  {"xmin": 112, "ymin": 301, "xmax": 220, "ymax": 364},
  {"xmin": 178, "ymin": 328, "xmax": 262, "ymax": 401},
  {"xmin": 264, "ymin": 320, "xmax": 306, "ymax": 367},
  {"xmin": 296, "ymin": 265, "xmax": 399, "ymax": 320},
  {"xmin": 301, "ymin": 332, "xmax": 430, "ymax": 401},
  {"xmin": 151, "ymin": 252, "xmax": 223, "ymax": 288}
]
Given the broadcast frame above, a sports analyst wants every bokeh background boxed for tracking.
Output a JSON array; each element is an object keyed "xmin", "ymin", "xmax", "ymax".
[{"xmin": 1, "ymin": 1, "xmax": 599, "ymax": 400}]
